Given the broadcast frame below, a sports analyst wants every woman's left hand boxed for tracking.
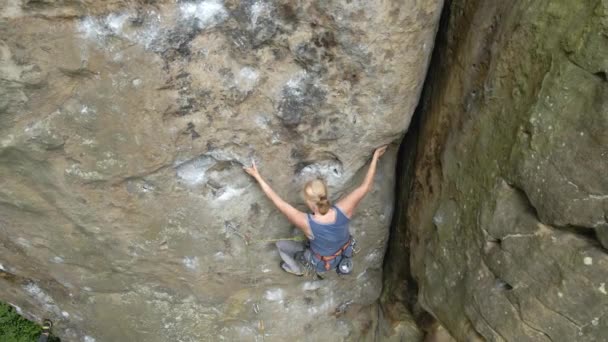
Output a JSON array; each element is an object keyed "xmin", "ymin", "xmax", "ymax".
[
  {"xmin": 373, "ymin": 145, "xmax": 388, "ymax": 160},
  {"xmin": 243, "ymin": 159, "xmax": 261, "ymax": 179}
]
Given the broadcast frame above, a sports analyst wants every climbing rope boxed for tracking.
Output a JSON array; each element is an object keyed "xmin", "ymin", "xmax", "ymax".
[
  {"xmin": 243, "ymin": 233, "xmax": 266, "ymax": 342},
  {"xmin": 251, "ymin": 235, "xmax": 307, "ymax": 244},
  {"xmin": 241, "ymin": 234, "xmax": 313, "ymax": 339},
  {"xmin": 239, "ymin": 233, "xmax": 326, "ymax": 340}
]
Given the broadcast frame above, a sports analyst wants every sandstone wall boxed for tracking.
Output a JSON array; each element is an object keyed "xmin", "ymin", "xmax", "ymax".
[
  {"xmin": 386, "ymin": 0, "xmax": 608, "ymax": 340},
  {"xmin": 0, "ymin": 0, "xmax": 442, "ymax": 341}
]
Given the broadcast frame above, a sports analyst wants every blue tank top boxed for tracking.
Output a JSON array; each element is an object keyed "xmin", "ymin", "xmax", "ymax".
[{"xmin": 308, "ymin": 205, "xmax": 350, "ymax": 256}]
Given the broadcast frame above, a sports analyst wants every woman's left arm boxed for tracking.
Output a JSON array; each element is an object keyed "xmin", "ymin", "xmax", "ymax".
[{"xmin": 244, "ymin": 161, "xmax": 312, "ymax": 237}]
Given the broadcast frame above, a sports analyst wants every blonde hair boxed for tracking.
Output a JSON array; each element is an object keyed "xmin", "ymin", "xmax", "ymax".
[{"xmin": 304, "ymin": 179, "xmax": 331, "ymax": 215}]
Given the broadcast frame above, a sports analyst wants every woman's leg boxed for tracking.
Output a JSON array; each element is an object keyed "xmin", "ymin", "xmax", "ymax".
[{"xmin": 275, "ymin": 240, "xmax": 305, "ymax": 274}]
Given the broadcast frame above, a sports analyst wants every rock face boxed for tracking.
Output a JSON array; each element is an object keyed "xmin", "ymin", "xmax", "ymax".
[
  {"xmin": 0, "ymin": 0, "xmax": 442, "ymax": 341},
  {"xmin": 383, "ymin": 0, "xmax": 608, "ymax": 340}
]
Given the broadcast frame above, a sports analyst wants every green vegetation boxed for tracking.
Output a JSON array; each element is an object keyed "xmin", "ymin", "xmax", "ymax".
[{"xmin": 0, "ymin": 302, "xmax": 60, "ymax": 342}]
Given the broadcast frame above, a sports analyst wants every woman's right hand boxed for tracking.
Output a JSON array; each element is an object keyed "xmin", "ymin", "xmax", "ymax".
[
  {"xmin": 373, "ymin": 145, "xmax": 388, "ymax": 160},
  {"xmin": 243, "ymin": 159, "xmax": 261, "ymax": 179}
]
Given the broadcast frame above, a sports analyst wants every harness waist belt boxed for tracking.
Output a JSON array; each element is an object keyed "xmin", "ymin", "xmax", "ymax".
[{"xmin": 312, "ymin": 238, "xmax": 351, "ymax": 271}]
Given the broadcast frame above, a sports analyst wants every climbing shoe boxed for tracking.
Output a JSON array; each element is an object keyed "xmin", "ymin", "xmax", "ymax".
[
  {"xmin": 280, "ymin": 261, "xmax": 304, "ymax": 276},
  {"xmin": 38, "ymin": 319, "xmax": 52, "ymax": 342},
  {"xmin": 41, "ymin": 319, "xmax": 52, "ymax": 334}
]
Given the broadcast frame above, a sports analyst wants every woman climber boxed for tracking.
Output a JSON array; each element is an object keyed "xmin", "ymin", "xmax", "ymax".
[{"xmin": 243, "ymin": 145, "xmax": 388, "ymax": 276}]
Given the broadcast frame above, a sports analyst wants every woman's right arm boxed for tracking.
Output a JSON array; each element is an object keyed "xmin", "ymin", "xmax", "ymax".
[
  {"xmin": 244, "ymin": 160, "xmax": 312, "ymax": 238},
  {"xmin": 336, "ymin": 146, "xmax": 387, "ymax": 218}
]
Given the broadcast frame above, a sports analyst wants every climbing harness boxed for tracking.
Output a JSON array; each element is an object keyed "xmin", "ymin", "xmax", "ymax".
[
  {"xmin": 311, "ymin": 238, "xmax": 352, "ymax": 271},
  {"xmin": 286, "ymin": 235, "xmax": 359, "ymax": 276},
  {"xmin": 256, "ymin": 234, "xmax": 360, "ymax": 276}
]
